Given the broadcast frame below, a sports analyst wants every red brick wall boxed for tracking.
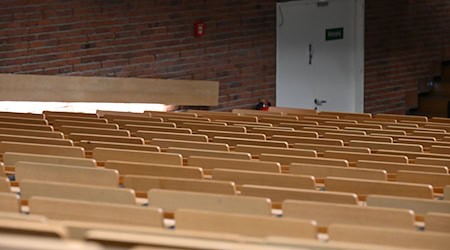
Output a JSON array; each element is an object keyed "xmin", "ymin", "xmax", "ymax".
[
  {"xmin": 364, "ymin": 0, "xmax": 450, "ymax": 114},
  {"xmin": 0, "ymin": 0, "xmax": 276, "ymax": 110}
]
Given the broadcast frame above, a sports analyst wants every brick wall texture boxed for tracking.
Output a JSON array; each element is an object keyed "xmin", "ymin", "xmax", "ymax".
[{"xmin": 1, "ymin": 0, "xmax": 449, "ymax": 113}]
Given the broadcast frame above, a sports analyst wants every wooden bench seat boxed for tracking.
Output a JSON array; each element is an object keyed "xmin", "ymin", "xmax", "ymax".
[
  {"xmin": 15, "ymin": 161, "xmax": 119, "ymax": 187},
  {"xmin": 52, "ymin": 120, "xmax": 119, "ymax": 129},
  {"xmin": 272, "ymin": 135, "xmax": 344, "ymax": 146},
  {"xmin": 167, "ymin": 147, "xmax": 251, "ymax": 160},
  {"xmin": 29, "ymin": 197, "xmax": 163, "ymax": 227},
  {"xmin": 0, "ymin": 116, "xmax": 48, "ymax": 125},
  {"xmin": 0, "ymin": 121, "xmax": 53, "ymax": 131},
  {"xmin": 324, "ymin": 177, "xmax": 434, "ymax": 200},
  {"xmin": 3, "ymin": 152, "xmax": 96, "ymax": 168},
  {"xmin": 283, "ymin": 200, "xmax": 415, "ymax": 231},
  {"xmin": 425, "ymin": 212, "xmax": 450, "ymax": 233},
  {"xmin": 175, "ymin": 209, "xmax": 317, "ymax": 239},
  {"xmin": 259, "ymin": 153, "xmax": 349, "ymax": 167},
  {"xmin": 92, "ymin": 148, "xmax": 182, "ymax": 166},
  {"xmin": 0, "ymin": 218, "xmax": 67, "ymax": 238},
  {"xmin": 0, "ymin": 177, "xmax": 11, "ymax": 192},
  {"xmin": 0, "ymin": 193, "xmax": 20, "ymax": 213},
  {"xmin": 211, "ymin": 168, "xmax": 316, "ymax": 190},
  {"xmin": 187, "ymin": 156, "xmax": 281, "ymax": 174},
  {"xmin": 292, "ymin": 143, "xmax": 370, "ymax": 155},
  {"xmin": 235, "ymin": 144, "xmax": 317, "ymax": 158},
  {"xmin": 0, "ymin": 128, "xmax": 64, "ymax": 139},
  {"xmin": 241, "ymin": 184, "xmax": 358, "ymax": 206},
  {"xmin": 105, "ymin": 160, "xmax": 203, "ymax": 179},
  {"xmin": 124, "ymin": 124, "xmax": 192, "ymax": 135},
  {"xmin": 136, "ymin": 130, "xmax": 208, "ymax": 142},
  {"xmin": 212, "ymin": 136, "xmax": 289, "ymax": 148},
  {"xmin": 59, "ymin": 126, "xmax": 130, "ymax": 137},
  {"xmin": 123, "ymin": 175, "xmax": 236, "ymax": 196},
  {"xmin": 150, "ymin": 138, "xmax": 229, "ymax": 152},
  {"xmin": 69, "ymin": 133, "xmax": 144, "ymax": 144},
  {"xmin": 79, "ymin": 140, "xmax": 160, "ymax": 153},
  {"xmin": 349, "ymin": 140, "xmax": 423, "ymax": 153},
  {"xmin": 395, "ymin": 170, "xmax": 450, "ymax": 192},
  {"xmin": 0, "ymin": 134, "xmax": 73, "ymax": 146},
  {"xmin": 289, "ymin": 163, "xmax": 387, "ymax": 181},
  {"xmin": 445, "ymin": 185, "xmax": 450, "ymax": 200},
  {"xmin": 20, "ymin": 179, "xmax": 136, "ymax": 205},
  {"xmin": 197, "ymin": 129, "xmax": 266, "ymax": 140},
  {"xmin": 148, "ymin": 189, "xmax": 272, "ymax": 216},
  {"xmin": 0, "ymin": 141, "xmax": 85, "ymax": 158}
]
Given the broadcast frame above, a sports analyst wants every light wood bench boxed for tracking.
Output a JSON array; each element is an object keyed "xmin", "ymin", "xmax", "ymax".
[
  {"xmin": 425, "ymin": 212, "xmax": 450, "ymax": 233},
  {"xmin": 0, "ymin": 116, "xmax": 48, "ymax": 125},
  {"xmin": 197, "ymin": 129, "xmax": 266, "ymax": 140},
  {"xmin": 346, "ymin": 128, "xmax": 406, "ymax": 136},
  {"xmin": 79, "ymin": 140, "xmax": 160, "ymax": 153},
  {"xmin": 0, "ymin": 141, "xmax": 85, "ymax": 158},
  {"xmin": 283, "ymin": 200, "xmax": 415, "ymax": 231},
  {"xmin": 167, "ymin": 118, "xmax": 222, "ymax": 126},
  {"xmin": 356, "ymin": 160, "xmax": 448, "ymax": 176},
  {"xmin": 251, "ymin": 127, "xmax": 318, "ymax": 138},
  {"xmin": 103, "ymin": 114, "xmax": 162, "ymax": 123},
  {"xmin": 0, "ymin": 193, "xmax": 20, "ymax": 213},
  {"xmin": 69, "ymin": 133, "xmax": 144, "ymax": 144},
  {"xmin": 212, "ymin": 136, "xmax": 289, "ymax": 148},
  {"xmin": 148, "ymin": 189, "xmax": 272, "ymax": 216},
  {"xmin": 0, "ymin": 134, "xmax": 73, "ymax": 146},
  {"xmin": 136, "ymin": 130, "xmax": 208, "ymax": 142},
  {"xmin": 430, "ymin": 145, "xmax": 450, "ymax": 154},
  {"xmin": 175, "ymin": 209, "xmax": 317, "ymax": 239},
  {"xmin": 272, "ymin": 135, "xmax": 344, "ymax": 146},
  {"xmin": 235, "ymin": 144, "xmax": 317, "ymax": 158},
  {"xmin": 396, "ymin": 170, "xmax": 450, "ymax": 192},
  {"xmin": 328, "ymin": 224, "xmax": 450, "ymax": 249},
  {"xmin": 0, "ymin": 128, "xmax": 64, "ymax": 139},
  {"xmin": 0, "ymin": 162, "xmax": 4, "ymax": 176},
  {"xmin": 45, "ymin": 111, "xmax": 98, "ymax": 118},
  {"xmin": 320, "ymin": 111, "xmax": 372, "ymax": 119},
  {"xmin": 0, "ymin": 111, "xmax": 44, "ymax": 119},
  {"xmin": 268, "ymin": 106, "xmax": 317, "ymax": 115},
  {"xmin": 376, "ymin": 149, "xmax": 450, "ymax": 160},
  {"xmin": 123, "ymin": 175, "xmax": 236, "ymax": 196},
  {"xmin": 0, "ymin": 218, "xmax": 67, "ymax": 238},
  {"xmin": 326, "ymin": 121, "xmax": 382, "ymax": 129},
  {"xmin": 187, "ymin": 156, "xmax": 281, "ymax": 174},
  {"xmin": 105, "ymin": 160, "xmax": 203, "ymax": 179},
  {"xmin": 0, "ymin": 177, "xmax": 11, "ymax": 192},
  {"xmin": 181, "ymin": 122, "xmax": 246, "ymax": 133},
  {"xmin": 289, "ymin": 163, "xmax": 387, "ymax": 182},
  {"xmin": 412, "ymin": 131, "xmax": 448, "ymax": 140},
  {"xmin": 53, "ymin": 120, "xmax": 119, "ymax": 129},
  {"xmin": 146, "ymin": 111, "xmax": 198, "ymax": 118},
  {"xmin": 397, "ymin": 138, "xmax": 450, "ymax": 148},
  {"xmin": 150, "ymin": 138, "xmax": 229, "ymax": 152},
  {"xmin": 241, "ymin": 184, "xmax": 358, "ymax": 206},
  {"xmin": 324, "ymin": 133, "xmax": 393, "ymax": 144},
  {"xmin": 233, "ymin": 108, "xmax": 284, "ymax": 115},
  {"xmin": 323, "ymin": 151, "xmax": 409, "ymax": 165},
  {"xmin": 292, "ymin": 143, "xmax": 370, "ymax": 155},
  {"xmin": 349, "ymin": 140, "xmax": 423, "ymax": 153},
  {"xmin": 366, "ymin": 195, "xmax": 450, "ymax": 220},
  {"xmin": 211, "ymin": 168, "xmax": 316, "ymax": 190},
  {"xmin": 0, "ymin": 121, "xmax": 53, "ymax": 131},
  {"xmin": 59, "ymin": 126, "xmax": 130, "ymax": 137},
  {"xmin": 3, "ymin": 152, "xmax": 96, "ymax": 168},
  {"xmin": 167, "ymin": 147, "xmax": 252, "ymax": 160},
  {"xmin": 15, "ymin": 161, "xmax": 119, "ymax": 187},
  {"xmin": 29, "ymin": 197, "xmax": 163, "ymax": 227},
  {"xmin": 194, "ymin": 113, "xmax": 258, "ymax": 123},
  {"xmin": 124, "ymin": 124, "xmax": 192, "ymax": 135},
  {"xmin": 303, "ymin": 127, "xmax": 366, "ymax": 136},
  {"xmin": 92, "ymin": 148, "xmax": 182, "ymax": 166},
  {"xmin": 324, "ymin": 177, "xmax": 434, "ymax": 200},
  {"xmin": 259, "ymin": 153, "xmax": 349, "ymax": 167},
  {"xmin": 445, "ymin": 185, "xmax": 450, "ymax": 200},
  {"xmin": 112, "ymin": 119, "xmax": 175, "ymax": 128},
  {"xmin": 415, "ymin": 157, "xmax": 450, "ymax": 168},
  {"xmin": 374, "ymin": 113, "xmax": 428, "ymax": 122},
  {"xmin": 46, "ymin": 114, "xmax": 108, "ymax": 124},
  {"xmin": 0, "ymin": 211, "xmax": 46, "ymax": 223},
  {"xmin": 20, "ymin": 180, "xmax": 136, "ymax": 205}
]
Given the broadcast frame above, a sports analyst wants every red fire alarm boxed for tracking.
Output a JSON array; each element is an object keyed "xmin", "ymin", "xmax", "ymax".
[{"xmin": 194, "ymin": 22, "xmax": 205, "ymax": 37}]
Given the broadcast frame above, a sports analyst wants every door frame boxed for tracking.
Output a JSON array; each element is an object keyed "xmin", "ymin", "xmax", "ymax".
[{"xmin": 276, "ymin": 0, "xmax": 365, "ymax": 113}]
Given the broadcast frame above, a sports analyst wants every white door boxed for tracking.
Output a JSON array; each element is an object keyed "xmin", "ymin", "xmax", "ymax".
[{"xmin": 276, "ymin": 0, "xmax": 364, "ymax": 112}]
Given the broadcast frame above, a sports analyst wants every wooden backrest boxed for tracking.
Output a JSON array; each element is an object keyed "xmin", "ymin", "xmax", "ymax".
[
  {"xmin": 268, "ymin": 106, "xmax": 317, "ymax": 115},
  {"xmin": 235, "ymin": 144, "xmax": 316, "ymax": 158},
  {"xmin": 92, "ymin": 148, "xmax": 182, "ymax": 165},
  {"xmin": 0, "ymin": 122, "xmax": 53, "ymax": 131},
  {"xmin": 167, "ymin": 147, "xmax": 251, "ymax": 160},
  {"xmin": 197, "ymin": 129, "xmax": 266, "ymax": 140},
  {"xmin": 425, "ymin": 213, "xmax": 450, "ymax": 233},
  {"xmin": 123, "ymin": 175, "xmax": 236, "ymax": 195},
  {"xmin": 283, "ymin": 200, "xmax": 415, "ymax": 230},
  {"xmin": 0, "ymin": 177, "xmax": 11, "ymax": 192},
  {"xmin": 328, "ymin": 224, "xmax": 450, "ymax": 249},
  {"xmin": 0, "ymin": 163, "xmax": 4, "ymax": 177},
  {"xmin": 15, "ymin": 161, "xmax": 119, "ymax": 187},
  {"xmin": 0, "ymin": 111, "xmax": 44, "ymax": 119},
  {"xmin": 0, "ymin": 141, "xmax": 85, "ymax": 158},
  {"xmin": 187, "ymin": 156, "xmax": 281, "ymax": 173},
  {"xmin": 0, "ymin": 192, "xmax": 20, "ymax": 213},
  {"xmin": 124, "ymin": 124, "xmax": 192, "ymax": 134},
  {"xmin": 292, "ymin": 143, "xmax": 370, "ymax": 155},
  {"xmin": 324, "ymin": 177, "xmax": 434, "ymax": 199},
  {"xmin": 303, "ymin": 127, "xmax": 366, "ymax": 136},
  {"xmin": 356, "ymin": 160, "xmax": 449, "ymax": 174},
  {"xmin": 3, "ymin": 152, "xmax": 96, "ymax": 168},
  {"xmin": 46, "ymin": 115, "xmax": 107, "ymax": 123},
  {"xmin": 181, "ymin": 123, "xmax": 246, "ymax": 133},
  {"xmin": 259, "ymin": 153, "xmax": 349, "ymax": 167},
  {"xmin": 79, "ymin": 140, "xmax": 160, "ymax": 152},
  {"xmin": 212, "ymin": 136, "xmax": 289, "ymax": 148},
  {"xmin": 320, "ymin": 111, "xmax": 372, "ymax": 119},
  {"xmin": 445, "ymin": 186, "xmax": 450, "ymax": 200},
  {"xmin": 69, "ymin": 133, "xmax": 144, "ymax": 144},
  {"xmin": 29, "ymin": 197, "xmax": 163, "ymax": 227},
  {"xmin": 396, "ymin": 170, "xmax": 450, "ymax": 189},
  {"xmin": 0, "ymin": 218, "xmax": 67, "ymax": 238},
  {"xmin": 45, "ymin": 111, "xmax": 98, "ymax": 118},
  {"xmin": 20, "ymin": 180, "xmax": 136, "ymax": 205},
  {"xmin": 53, "ymin": 120, "xmax": 119, "ymax": 129},
  {"xmin": 59, "ymin": 126, "xmax": 130, "ymax": 137},
  {"xmin": 415, "ymin": 157, "xmax": 450, "ymax": 168},
  {"xmin": 150, "ymin": 138, "xmax": 229, "ymax": 151},
  {"xmin": 0, "ymin": 128, "xmax": 63, "ymax": 139},
  {"xmin": 103, "ymin": 115, "xmax": 162, "ymax": 123},
  {"xmin": 324, "ymin": 133, "xmax": 393, "ymax": 143},
  {"xmin": 211, "ymin": 168, "xmax": 316, "ymax": 190},
  {"xmin": 349, "ymin": 140, "xmax": 423, "ymax": 153},
  {"xmin": 272, "ymin": 135, "xmax": 344, "ymax": 146},
  {"xmin": 112, "ymin": 119, "xmax": 175, "ymax": 128},
  {"xmin": 376, "ymin": 149, "xmax": 450, "ymax": 161},
  {"xmin": 148, "ymin": 189, "xmax": 272, "ymax": 215},
  {"xmin": 136, "ymin": 130, "xmax": 208, "ymax": 142},
  {"xmin": 251, "ymin": 128, "xmax": 318, "ymax": 138},
  {"xmin": 374, "ymin": 113, "xmax": 428, "ymax": 122},
  {"xmin": 241, "ymin": 184, "xmax": 358, "ymax": 205},
  {"xmin": 323, "ymin": 151, "xmax": 408, "ymax": 164},
  {"xmin": 290, "ymin": 163, "xmax": 387, "ymax": 181},
  {"xmin": 0, "ymin": 134, "xmax": 73, "ymax": 146},
  {"xmin": 105, "ymin": 160, "xmax": 203, "ymax": 179},
  {"xmin": 366, "ymin": 195, "xmax": 450, "ymax": 217},
  {"xmin": 175, "ymin": 209, "xmax": 317, "ymax": 239},
  {"xmin": 430, "ymin": 145, "xmax": 450, "ymax": 154}
]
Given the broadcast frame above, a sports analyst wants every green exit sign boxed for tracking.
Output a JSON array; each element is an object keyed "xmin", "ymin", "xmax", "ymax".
[{"xmin": 326, "ymin": 27, "xmax": 344, "ymax": 41}]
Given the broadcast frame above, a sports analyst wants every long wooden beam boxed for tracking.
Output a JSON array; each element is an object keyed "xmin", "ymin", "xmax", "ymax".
[{"xmin": 0, "ymin": 74, "xmax": 219, "ymax": 106}]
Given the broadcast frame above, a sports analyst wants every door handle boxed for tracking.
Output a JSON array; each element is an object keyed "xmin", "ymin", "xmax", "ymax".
[{"xmin": 314, "ymin": 99, "xmax": 327, "ymax": 105}]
